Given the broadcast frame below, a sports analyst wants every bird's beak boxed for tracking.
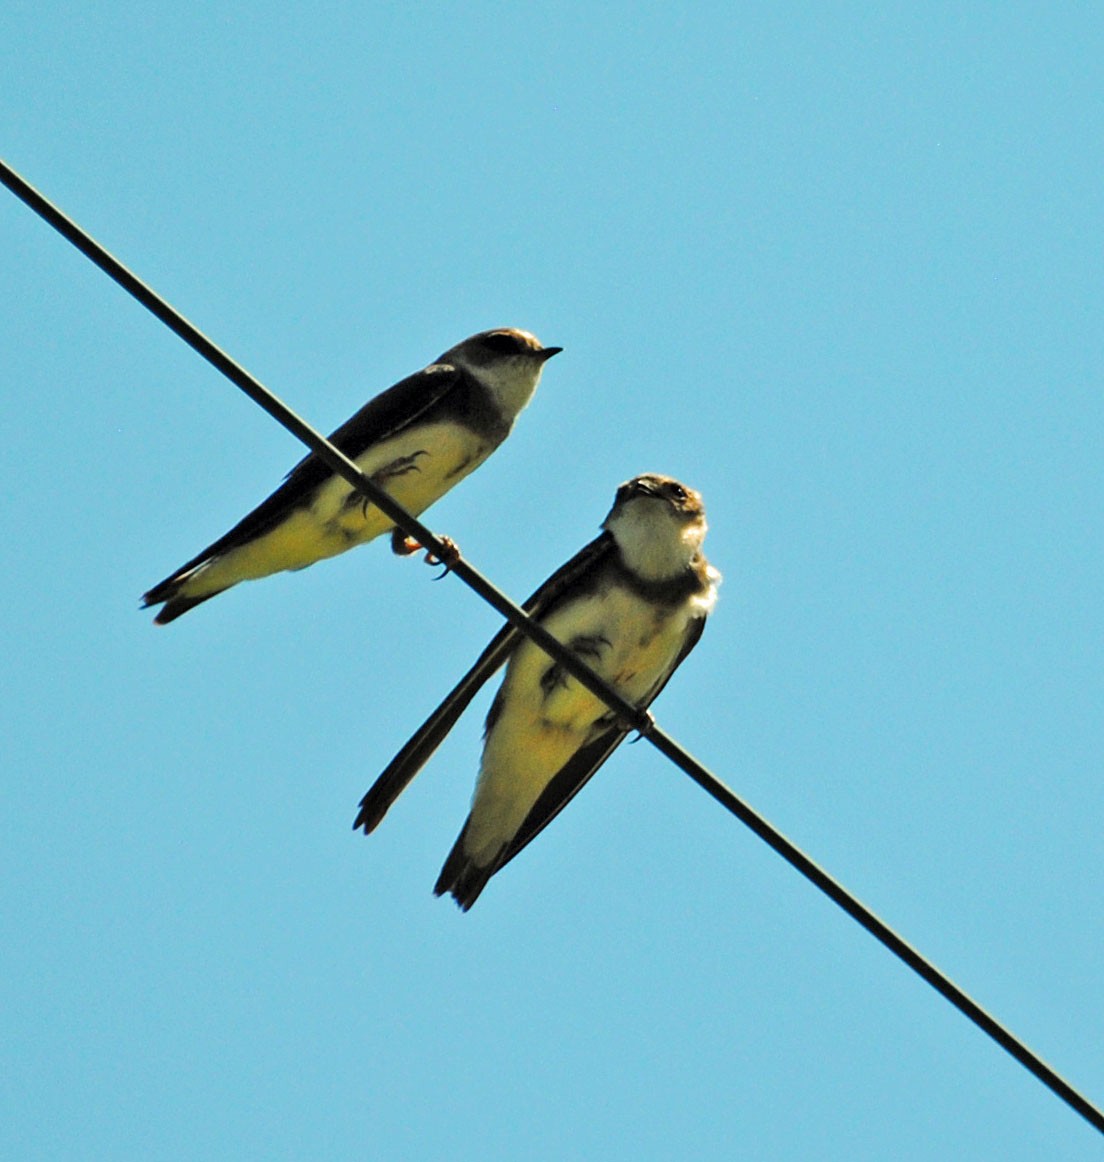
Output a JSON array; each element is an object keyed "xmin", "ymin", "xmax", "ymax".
[{"xmin": 537, "ymin": 346, "xmax": 563, "ymax": 362}]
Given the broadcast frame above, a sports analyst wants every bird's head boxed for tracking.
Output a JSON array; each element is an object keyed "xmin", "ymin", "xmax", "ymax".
[
  {"xmin": 439, "ymin": 328, "xmax": 562, "ymax": 420},
  {"xmin": 602, "ymin": 474, "xmax": 709, "ymax": 582}
]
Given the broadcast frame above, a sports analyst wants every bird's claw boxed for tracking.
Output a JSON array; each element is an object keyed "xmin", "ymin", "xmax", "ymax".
[
  {"xmin": 390, "ymin": 528, "xmax": 459, "ymax": 563},
  {"xmin": 390, "ymin": 529, "xmax": 460, "ymax": 576},
  {"xmin": 425, "ymin": 536, "xmax": 460, "ymax": 577}
]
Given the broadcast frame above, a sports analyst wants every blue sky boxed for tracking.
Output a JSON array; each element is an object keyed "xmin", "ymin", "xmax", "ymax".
[{"xmin": 3, "ymin": 5, "xmax": 1103, "ymax": 1159}]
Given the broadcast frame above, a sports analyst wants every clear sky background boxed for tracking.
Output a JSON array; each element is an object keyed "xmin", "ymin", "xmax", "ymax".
[{"xmin": 2, "ymin": 5, "xmax": 1102, "ymax": 1159}]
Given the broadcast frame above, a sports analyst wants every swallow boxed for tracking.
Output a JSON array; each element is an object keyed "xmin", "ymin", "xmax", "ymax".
[
  {"xmin": 354, "ymin": 473, "xmax": 721, "ymax": 910},
  {"xmin": 141, "ymin": 328, "xmax": 561, "ymax": 623}
]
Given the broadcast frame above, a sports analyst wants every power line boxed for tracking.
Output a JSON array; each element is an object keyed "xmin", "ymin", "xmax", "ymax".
[{"xmin": 3, "ymin": 156, "xmax": 1101, "ymax": 1139}]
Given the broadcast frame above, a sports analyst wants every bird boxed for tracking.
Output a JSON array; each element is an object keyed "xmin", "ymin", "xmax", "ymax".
[
  {"xmin": 353, "ymin": 473, "xmax": 721, "ymax": 910},
  {"xmin": 141, "ymin": 328, "xmax": 561, "ymax": 624}
]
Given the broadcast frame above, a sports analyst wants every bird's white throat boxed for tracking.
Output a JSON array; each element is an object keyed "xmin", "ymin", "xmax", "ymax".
[
  {"xmin": 467, "ymin": 356, "xmax": 546, "ymax": 422},
  {"xmin": 606, "ymin": 498, "xmax": 706, "ymax": 582}
]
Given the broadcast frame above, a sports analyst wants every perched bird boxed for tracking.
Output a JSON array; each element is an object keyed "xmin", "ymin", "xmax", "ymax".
[
  {"xmin": 354, "ymin": 473, "xmax": 721, "ymax": 910},
  {"xmin": 141, "ymin": 328, "xmax": 560, "ymax": 624}
]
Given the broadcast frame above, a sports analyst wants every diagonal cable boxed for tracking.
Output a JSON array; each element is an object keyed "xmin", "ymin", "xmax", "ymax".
[{"xmin": 3, "ymin": 156, "xmax": 1101, "ymax": 1139}]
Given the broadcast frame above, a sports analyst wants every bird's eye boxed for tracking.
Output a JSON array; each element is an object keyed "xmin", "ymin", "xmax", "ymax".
[
  {"xmin": 482, "ymin": 332, "xmax": 524, "ymax": 355},
  {"xmin": 667, "ymin": 483, "xmax": 688, "ymax": 502}
]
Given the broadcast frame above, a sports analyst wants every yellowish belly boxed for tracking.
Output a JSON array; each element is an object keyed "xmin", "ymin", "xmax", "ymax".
[
  {"xmin": 464, "ymin": 586, "xmax": 693, "ymax": 861},
  {"xmin": 184, "ymin": 421, "xmax": 490, "ymax": 595}
]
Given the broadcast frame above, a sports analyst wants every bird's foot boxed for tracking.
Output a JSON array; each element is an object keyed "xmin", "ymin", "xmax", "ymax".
[
  {"xmin": 424, "ymin": 536, "xmax": 460, "ymax": 576},
  {"xmin": 390, "ymin": 529, "xmax": 422, "ymax": 556},
  {"xmin": 389, "ymin": 529, "xmax": 460, "ymax": 576}
]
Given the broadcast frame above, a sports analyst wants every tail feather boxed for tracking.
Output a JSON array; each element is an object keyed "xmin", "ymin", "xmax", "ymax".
[
  {"xmin": 149, "ymin": 590, "xmax": 224, "ymax": 625},
  {"xmin": 353, "ymin": 772, "xmax": 409, "ymax": 835},
  {"xmin": 142, "ymin": 553, "xmax": 232, "ymax": 623},
  {"xmin": 433, "ymin": 821, "xmax": 500, "ymax": 912},
  {"xmin": 142, "ymin": 563, "xmax": 198, "ymax": 608},
  {"xmin": 353, "ymin": 695, "xmax": 474, "ymax": 834}
]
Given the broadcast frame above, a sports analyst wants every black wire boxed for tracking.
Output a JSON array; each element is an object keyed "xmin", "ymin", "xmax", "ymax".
[
  {"xmin": 3, "ymin": 156, "xmax": 1101, "ymax": 1139},
  {"xmin": 0, "ymin": 161, "xmax": 652, "ymax": 733}
]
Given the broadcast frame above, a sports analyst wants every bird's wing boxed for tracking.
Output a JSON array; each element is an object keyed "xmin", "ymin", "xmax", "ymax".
[
  {"xmin": 353, "ymin": 532, "xmax": 615, "ymax": 834},
  {"xmin": 490, "ymin": 612, "xmax": 709, "ymax": 876},
  {"xmin": 148, "ymin": 364, "xmax": 465, "ymax": 590}
]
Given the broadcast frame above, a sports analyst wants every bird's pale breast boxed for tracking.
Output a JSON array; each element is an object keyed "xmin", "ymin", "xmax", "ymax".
[{"xmin": 464, "ymin": 584, "xmax": 695, "ymax": 862}]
